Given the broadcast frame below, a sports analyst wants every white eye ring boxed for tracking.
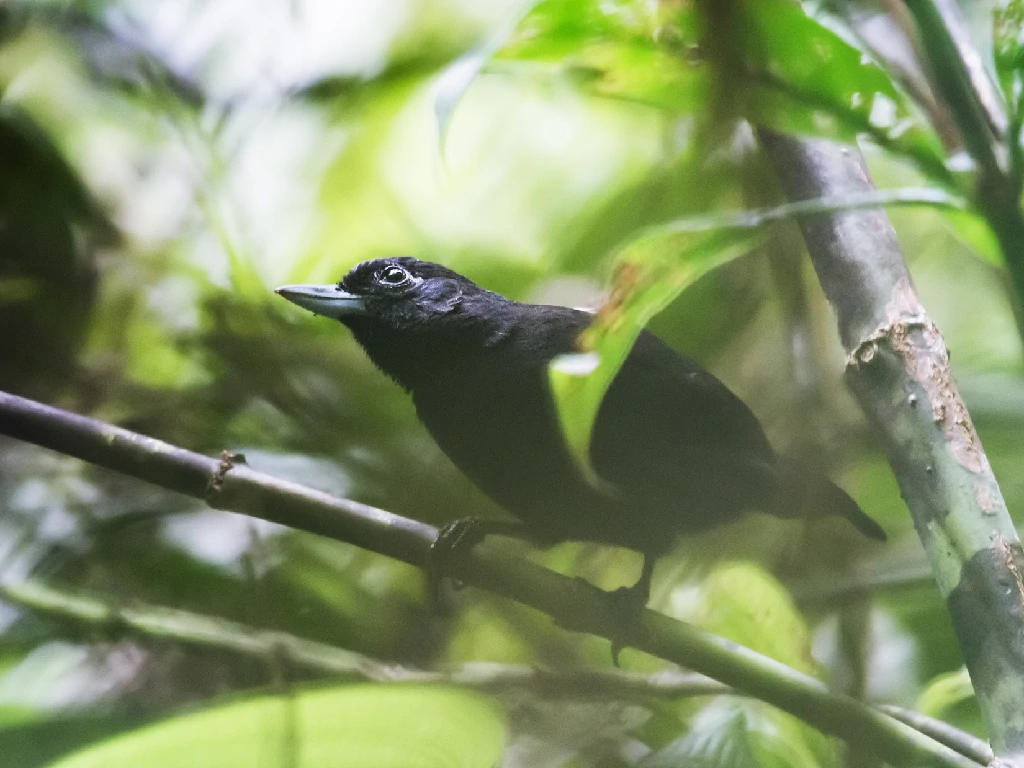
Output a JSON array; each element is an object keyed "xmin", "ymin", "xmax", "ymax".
[{"xmin": 378, "ymin": 265, "xmax": 410, "ymax": 286}]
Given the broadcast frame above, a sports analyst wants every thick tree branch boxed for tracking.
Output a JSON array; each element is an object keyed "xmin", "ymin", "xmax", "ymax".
[
  {"xmin": 0, "ymin": 579, "xmax": 994, "ymax": 766},
  {"xmin": 0, "ymin": 389, "xmax": 985, "ymax": 768},
  {"xmin": 759, "ymin": 131, "xmax": 1024, "ymax": 763}
]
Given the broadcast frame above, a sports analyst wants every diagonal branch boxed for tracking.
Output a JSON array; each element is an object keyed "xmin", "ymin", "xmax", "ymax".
[{"xmin": 0, "ymin": 389, "xmax": 986, "ymax": 768}]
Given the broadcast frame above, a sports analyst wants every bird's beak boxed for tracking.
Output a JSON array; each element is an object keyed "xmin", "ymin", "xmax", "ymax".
[{"xmin": 275, "ymin": 284, "xmax": 367, "ymax": 318}]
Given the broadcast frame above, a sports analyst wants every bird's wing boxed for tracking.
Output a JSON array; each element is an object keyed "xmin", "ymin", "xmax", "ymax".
[
  {"xmin": 505, "ymin": 308, "xmax": 777, "ymax": 470},
  {"xmin": 588, "ymin": 330, "xmax": 779, "ymax": 509}
]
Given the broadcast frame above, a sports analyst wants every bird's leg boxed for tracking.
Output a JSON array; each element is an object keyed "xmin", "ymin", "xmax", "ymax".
[
  {"xmin": 624, "ymin": 554, "xmax": 655, "ymax": 605},
  {"xmin": 607, "ymin": 555, "xmax": 655, "ymax": 665},
  {"xmin": 428, "ymin": 518, "xmax": 531, "ymax": 611}
]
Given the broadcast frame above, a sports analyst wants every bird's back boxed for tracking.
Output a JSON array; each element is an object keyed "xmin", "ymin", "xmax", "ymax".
[{"xmin": 409, "ymin": 303, "xmax": 785, "ymax": 553}]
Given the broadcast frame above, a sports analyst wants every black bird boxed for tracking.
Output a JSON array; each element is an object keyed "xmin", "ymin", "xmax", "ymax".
[{"xmin": 277, "ymin": 257, "xmax": 884, "ymax": 600}]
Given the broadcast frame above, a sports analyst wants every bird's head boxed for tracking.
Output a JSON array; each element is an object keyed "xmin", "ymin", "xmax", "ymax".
[
  {"xmin": 276, "ymin": 257, "xmax": 482, "ymax": 332},
  {"xmin": 276, "ymin": 258, "xmax": 512, "ymax": 389}
]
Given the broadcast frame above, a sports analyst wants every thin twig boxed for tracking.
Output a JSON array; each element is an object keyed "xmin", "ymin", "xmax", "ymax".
[{"xmin": 881, "ymin": 705, "xmax": 994, "ymax": 766}]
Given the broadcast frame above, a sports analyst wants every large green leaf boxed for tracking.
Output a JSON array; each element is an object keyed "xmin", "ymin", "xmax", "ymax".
[
  {"xmin": 0, "ymin": 711, "xmax": 148, "ymax": 768},
  {"xmin": 548, "ymin": 226, "xmax": 756, "ymax": 485},
  {"xmin": 687, "ymin": 563, "xmax": 817, "ymax": 674},
  {"xmin": 548, "ymin": 187, "xmax": 962, "ymax": 480},
  {"xmin": 47, "ymin": 685, "xmax": 505, "ymax": 768},
  {"xmin": 641, "ymin": 564, "xmax": 830, "ymax": 767}
]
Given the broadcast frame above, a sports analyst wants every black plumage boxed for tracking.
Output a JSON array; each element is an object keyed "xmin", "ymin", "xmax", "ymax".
[{"xmin": 276, "ymin": 257, "xmax": 884, "ymax": 597}]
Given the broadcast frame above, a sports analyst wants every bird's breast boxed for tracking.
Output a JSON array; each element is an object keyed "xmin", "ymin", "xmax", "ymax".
[{"xmin": 408, "ymin": 359, "xmax": 611, "ymax": 534}]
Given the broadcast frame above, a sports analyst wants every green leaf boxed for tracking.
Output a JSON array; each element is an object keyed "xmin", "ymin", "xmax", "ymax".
[
  {"xmin": 495, "ymin": 0, "xmax": 949, "ymax": 184},
  {"xmin": 914, "ymin": 667, "xmax": 985, "ymax": 740},
  {"xmin": 548, "ymin": 226, "xmax": 755, "ymax": 485},
  {"xmin": 687, "ymin": 563, "xmax": 817, "ymax": 674},
  {"xmin": 917, "ymin": 668, "xmax": 976, "ymax": 719},
  {"xmin": 643, "ymin": 703, "xmax": 759, "ymax": 768},
  {"xmin": 642, "ymin": 698, "xmax": 826, "ymax": 768},
  {"xmin": 548, "ymin": 187, "xmax": 963, "ymax": 480},
  {"xmin": 47, "ymin": 686, "xmax": 505, "ymax": 768},
  {"xmin": 0, "ymin": 705, "xmax": 38, "ymax": 728},
  {"xmin": 0, "ymin": 712, "xmax": 149, "ymax": 768},
  {"xmin": 492, "ymin": 39, "xmax": 707, "ymax": 117},
  {"xmin": 434, "ymin": 0, "xmax": 543, "ymax": 156},
  {"xmin": 994, "ymin": 0, "xmax": 1024, "ymax": 121},
  {"xmin": 643, "ymin": 566, "xmax": 830, "ymax": 767}
]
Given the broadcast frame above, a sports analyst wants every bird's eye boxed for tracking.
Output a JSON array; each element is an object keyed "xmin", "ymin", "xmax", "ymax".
[{"xmin": 378, "ymin": 265, "xmax": 410, "ymax": 286}]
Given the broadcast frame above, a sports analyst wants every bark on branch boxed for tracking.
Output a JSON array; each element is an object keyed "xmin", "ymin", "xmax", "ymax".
[{"xmin": 759, "ymin": 130, "xmax": 1024, "ymax": 763}]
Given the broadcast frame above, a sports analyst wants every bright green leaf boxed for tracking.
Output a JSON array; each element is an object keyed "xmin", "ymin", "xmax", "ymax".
[
  {"xmin": 48, "ymin": 686, "xmax": 505, "ymax": 768},
  {"xmin": 548, "ymin": 226, "xmax": 754, "ymax": 484},
  {"xmin": 687, "ymin": 563, "xmax": 817, "ymax": 674},
  {"xmin": 435, "ymin": 0, "xmax": 543, "ymax": 156},
  {"xmin": 0, "ymin": 705, "xmax": 38, "ymax": 727},
  {"xmin": 914, "ymin": 666, "xmax": 986, "ymax": 740},
  {"xmin": 644, "ymin": 566, "xmax": 830, "ymax": 767},
  {"xmin": 994, "ymin": 0, "xmax": 1024, "ymax": 121},
  {"xmin": 548, "ymin": 186, "xmax": 963, "ymax": 480},
  {"xmin": 917, "ymin": 667, "xmax": 976, "ymax": 719}
]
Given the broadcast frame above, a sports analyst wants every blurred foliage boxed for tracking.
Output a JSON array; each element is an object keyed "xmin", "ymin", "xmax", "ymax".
[
  {"xmin": 0, "ymin": 0, "xmax": 1023, "ymax": 766},
  {"xmin": 46, "ymin": 685, "xmax": 505, "ymax": 768}
]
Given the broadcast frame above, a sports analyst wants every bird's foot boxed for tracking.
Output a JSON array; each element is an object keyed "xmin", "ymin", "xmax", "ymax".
[
  {"xmin": 555, "ymin": 572, "xmax": 651, "ymax": 666},
  {"xmin": 605, "ymin": 557, "xmax": 654, "ymax": 665},
  {"xmin": 428, "ymin": 518, "xmax": 485, "ymax": 611},
  {"xmin": 432, "ymin": 517, "xmax": 488, "ymax": 582},
  {"xmin": 605, "ymin": 579, "xmax": 650, "ymax": 666},
  {"xmin": 428, "ymin": 518, "xmax": 529, "ymax": 612}
]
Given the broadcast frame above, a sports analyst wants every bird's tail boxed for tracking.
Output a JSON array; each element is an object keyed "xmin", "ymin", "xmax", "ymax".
[
  {"xmin": 816, "ymin": 478, "xmax": 886, "ymax": 541},
  {"xmin": 772, "ymin": 462, "xmax": 886, "ymax": 541}
]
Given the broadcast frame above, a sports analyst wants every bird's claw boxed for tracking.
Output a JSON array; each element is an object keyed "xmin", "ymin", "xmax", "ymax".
[
  {"xmin": 554, "ymin": 576, "xmax": 648, "ymax": 667},
  {"xmin": 433, "ymin": 517, "xmax": 489, "ymax": 561},
  {"xmin": 605, "ymin": 582, "xmax": 648, "ymax": 666},
  {"xmin": 427, "ymin": 517, "xmax": 488, "ymax": 612}
]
